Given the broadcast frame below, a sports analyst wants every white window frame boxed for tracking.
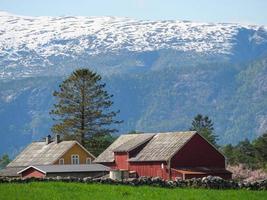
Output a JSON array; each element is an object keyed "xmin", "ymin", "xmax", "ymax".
[
  {"xmin": 59, "ymin": 158, "xmax": 64, "ymax": 165},
  {"xmin": 86, "ymin": 157, "xmax": 92, "ymax": 164},
  {"xmin": 71, "ymin": 154, "xmax": 80, "ymax": 165}
]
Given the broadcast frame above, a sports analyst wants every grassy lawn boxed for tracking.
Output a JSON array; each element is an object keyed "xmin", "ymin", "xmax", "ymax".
[{"xmin": 0, "ymin": 182, "xmax": 266, "ymax": 200}]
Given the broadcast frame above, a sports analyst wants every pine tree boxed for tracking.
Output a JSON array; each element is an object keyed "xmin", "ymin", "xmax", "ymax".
[
  {"xmin": 189, "ymin": 114, "xmax": 218, "ymax": 146},
  {"xmin": 222, "ymin": 144, "xmax": 237, "ymax": 165},
  {"xmin": 254, "ymin": 132, "xmax": 267, "ymax": 168},
  {"xmin": 50, "ymin": 69, "xmax": 121, "ymax": 150}
]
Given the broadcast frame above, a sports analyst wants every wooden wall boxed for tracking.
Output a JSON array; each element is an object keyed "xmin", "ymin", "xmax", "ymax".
[
  {"xmin": 114, "ymin": 152, "xmax": 129, "ymax": 170},
  {"xmin": 54, "ymin": 143, "xmax": 95, "ymax": 165},
  {"xmin": 21, "ymin": 168, "xmax": 45, "ymax": 178},
  {"xmin": 129, "ymin": 161, "xmax": 169, "ymax": 180},
  {"xmin": 171, "ymin": 134, "xmax": 225, "ymax": 169}
]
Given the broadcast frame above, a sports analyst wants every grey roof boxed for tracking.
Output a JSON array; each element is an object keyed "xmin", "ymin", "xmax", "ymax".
[
  {"xmin": 94, "ymin": 134, "xmax": 154, "ymax": 163},
  {"xmin": 8, "ymin": 141, "xmax": 78, "ymax": 167},
  {"xmin": 18, "ymin": 164, "xmax": 110, "ymax": 174},
  {"xmin": 94, "ymin": 131, "xmax": 197, "ymax": 163},
  {"xmin": 0, "ymin": 167, "xmax": 24, "ymax": 177},
  {"xmin": 129, "ymin": 131, "xmax": 196, "ymax": 162},
  {"xmin": 113, "ymin": 133, "xmax": 155, "ymax": 152}
]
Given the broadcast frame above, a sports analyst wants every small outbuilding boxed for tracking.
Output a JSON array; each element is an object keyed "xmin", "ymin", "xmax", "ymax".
[
  {"xmin": 94, "ymin": 131, "xmax": 232, "ymax": 180},
  {"xmin": 17, "ymin": 164, "xmax": 110, "ymax": 178}
]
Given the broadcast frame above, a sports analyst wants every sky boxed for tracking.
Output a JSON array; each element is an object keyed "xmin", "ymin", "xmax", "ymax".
[{"xmin": 0, "ymin": 0, "xmax": 267, "ymax": 25}]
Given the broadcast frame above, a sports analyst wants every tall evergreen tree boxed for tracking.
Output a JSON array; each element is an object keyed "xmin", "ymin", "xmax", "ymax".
[
  {"xmin": 253, "ymin": 132, "xmax": 267, "ymax": 168},
  {"xmin": 189, "ymin": 114, "xmax": 218, "ymax": 146},
  {"xmin": 50, "ymin": 69, "xmax": 121, "ymax": 151},
  {"xmin": 235, "ymin": 139, "xmax": 256, "ymax": 167},
  {"xmin": 222, "ymin": 144, "xmax": 237, "ymax": 165}
]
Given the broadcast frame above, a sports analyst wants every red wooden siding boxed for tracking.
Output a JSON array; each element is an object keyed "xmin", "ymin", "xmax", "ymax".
[
  {"xmin": 99, "ymin": 133, "xmax": 231, "ymax": 180},
  {"xmin": 129, "ymin": 161, "xmax": 169, "ymax": 180},
  {"xmin": 171, "ymin": 134, "xmax": 225, "ymax": 169},
  {"xmin": 21, "ymin": 168, "xmax": 45, "ymax": 178},
  {"xmin": 114, "ymin": 152, "xmax": 129, "ymax": 170}
]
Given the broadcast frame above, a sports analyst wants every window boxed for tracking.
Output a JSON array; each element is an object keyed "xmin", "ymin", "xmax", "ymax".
[
  {"xmin": 86, "ymin": 157, "xmax": 92, "ymax": 164},
  {"xmin": 71, "ymin": 154, "xmax": 79, "ymax": 164},
  {"xmin": 59, "ymin": 158, "xmax": 64, "ymax": 165}
]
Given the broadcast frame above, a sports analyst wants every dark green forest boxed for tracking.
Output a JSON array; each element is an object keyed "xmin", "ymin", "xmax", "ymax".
[{"xmin": 0, "ymin": 52, "xmax": 266, "ymax": 156}]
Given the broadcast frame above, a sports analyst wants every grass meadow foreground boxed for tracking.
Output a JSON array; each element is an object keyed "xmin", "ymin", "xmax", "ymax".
[{"xmin": 0, "ymin": 182, "xmax": 267, "ymax": 200}]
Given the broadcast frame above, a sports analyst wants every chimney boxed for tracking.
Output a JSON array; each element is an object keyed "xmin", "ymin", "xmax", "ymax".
[
  {"xmin": 55, "ymin": 134, "xmax": 60, "ymax": 144},
  {"xmin": 46, "ymin": 135, "xmax": 52, "ymax": 145}
]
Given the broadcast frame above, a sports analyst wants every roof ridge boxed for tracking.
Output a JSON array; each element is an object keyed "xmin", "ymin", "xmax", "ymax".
[
  {"xmin": 129, "ymin": 131, "xmax": 197, "ymax": 162},
  {"xmin": 113, "ymin": 134, "xmax": 155, "ymax": 152},
  {"xmin": 8, "ymin": 140, "xmax": 78, "ymax": 167}
]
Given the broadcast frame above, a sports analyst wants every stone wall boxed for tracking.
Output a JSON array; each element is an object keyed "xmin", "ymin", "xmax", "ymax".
[{"xmin": 0, "ymin": 176, "xmax": 266, "ymax": 190}]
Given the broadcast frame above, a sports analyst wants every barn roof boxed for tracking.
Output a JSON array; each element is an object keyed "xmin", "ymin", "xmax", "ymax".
[
  {"xmin": 7, "ymin": 140, "xmax": 90, "ymax": 167},
  {"xmin": 93, "ymin": 133, "xmax": 155, "ymax": 163},
  {"xmin": 113, "ymin": 133, "xmax": 155, "ymax": 152},
  {"xmin": 129, "ymin": 131, "xmax": 196, "ymax": 162},
  {"xmin": 94, "ymin": 131, "xmax": 197, "ymax": 163},
  {"xmin": 0, "ymin": 167, "xmax": 24, "ymax": 177},
  {"xmin": 17, "ymin": 164, "xmax": 110, "ymax": 174}
]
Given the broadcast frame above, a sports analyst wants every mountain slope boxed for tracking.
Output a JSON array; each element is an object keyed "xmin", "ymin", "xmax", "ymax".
[
  {"xmin": 1, "ymin": 11, "xmax": 267, "ymax": 78},
  {"xmin": 0, "ymin": 12, "xmax": 267, "ymax": 156}
]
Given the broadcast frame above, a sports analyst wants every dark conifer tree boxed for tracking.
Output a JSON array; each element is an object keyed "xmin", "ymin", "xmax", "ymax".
[
  {"xmin": 50, "ymin": 69, "xmax": 121, "ymax": 154},
  {"xmin": 254, "ymin": 132, "xmax": 267, "ymax": 168},
  {"xmin": 190, "ymin": 114, "xmax": 218, "ymax": 146}
]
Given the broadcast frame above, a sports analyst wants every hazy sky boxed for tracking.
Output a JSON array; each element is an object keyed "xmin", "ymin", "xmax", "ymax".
[{"xmin": 1, "ymin": 0, "xmax": 266, "ymax": 25}]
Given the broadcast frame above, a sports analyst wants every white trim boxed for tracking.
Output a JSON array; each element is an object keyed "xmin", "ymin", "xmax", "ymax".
[
  {"xmin": 51, "ymin": 142, "xmax": 77, "ymax": 164},
  {"xmin": 52, "ymin": 141, "xmax": 95, "ymax": 164},
  {"xmin": 59, "ymin": 158, "xmax": 64, "ymax": 165},
  {"xmin": 74, "ymin": 141, "xmax": 96, "ymax": 159},
  {"xmin": 17, "ymin": 166, "xmax": 47, "ymax": 175},
  {"xmin": 86, "ymin": 157, "xmax": 92, "ymax": 164},
  {"xmin": 71, "ymin": 154, "xmax": 80, "ymax": 164}
]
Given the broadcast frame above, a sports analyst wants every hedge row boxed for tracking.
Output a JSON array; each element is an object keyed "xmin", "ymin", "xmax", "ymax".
[{"xmin": 0, "ymin": 176, "xmax": 266, "ymax": 190}]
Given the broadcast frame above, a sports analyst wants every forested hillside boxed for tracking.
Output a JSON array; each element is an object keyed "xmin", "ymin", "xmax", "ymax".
[
  {"xmin": 0, "ymin": 55, "xmax": 266, "ymax": 155},
  {"xmin": 0, "ymin": 12, "xmax": 267, "ymax": 155}
]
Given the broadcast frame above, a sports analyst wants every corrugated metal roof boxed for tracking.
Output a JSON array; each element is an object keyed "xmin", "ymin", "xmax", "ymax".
[
  {"xmin": 7, "ymin": 141, "xmax": 76, "ymax": 167},
  {"xmin": 94, "ymin": 134, "xmax": 154, "ymax": 163},
  {"xmin": 18, "ymin": 164, "xmax": 110, "ymax": 174},
  {"xmin": 0, "ymin": 167, "xmax": 24, "ymax": 177},
  {"xmin": 95, "ymin": 131, "xmax": 197, "ymax": 163},
  {"xmin": 113, "ymin": 133, "xmax": 155, "ymax": 152},
  {"xmin": 129, "ymin": 131, "xmax": 196, "ymax": 162}
]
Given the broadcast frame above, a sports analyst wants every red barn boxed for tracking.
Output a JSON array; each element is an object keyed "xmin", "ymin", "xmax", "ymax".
[{"xmin": 94, "ymin": 131, "xmax": 232, "ymax": 180}]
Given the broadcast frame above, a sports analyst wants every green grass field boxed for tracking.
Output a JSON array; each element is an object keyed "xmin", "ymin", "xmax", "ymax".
[{"xmin": 0, "ymin": 182, "xmax": 266, "ymax": 200}]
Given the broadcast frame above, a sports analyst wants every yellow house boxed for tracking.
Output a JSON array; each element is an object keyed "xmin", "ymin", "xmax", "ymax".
[{"xmin": 1, "ymin": 135, "xmax": 95, "ymax": 177}]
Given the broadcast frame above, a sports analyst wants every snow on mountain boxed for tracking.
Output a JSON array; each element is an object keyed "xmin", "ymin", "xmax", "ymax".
[
  {"xmin": 0, "ymin": 11, "xmax": 266, "ymax": 79},
  {"xmin": 0, "ymin": 11, "xmax": 263, "ymax": 56},
  {"xmin": 0, "ymin": 12, "xmax": 267, "ymax": 155}
]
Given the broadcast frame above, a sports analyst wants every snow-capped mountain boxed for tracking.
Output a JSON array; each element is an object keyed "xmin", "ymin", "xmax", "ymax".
[
  {"xmin": 1, "ymin": 11, "xmax": 267, "ymax": 78},
  {"xmin": 0, "ymin": 12, "xmax": 267, "ymax": 156},
  {"xmin": 0, "ymin": 11, "xmax": 256, "ymax": 55}
]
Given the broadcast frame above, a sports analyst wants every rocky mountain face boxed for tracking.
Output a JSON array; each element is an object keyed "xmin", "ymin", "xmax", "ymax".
[{"xmin": 0, "ymin": 12, "xmax": 267, "ymax": 156}]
